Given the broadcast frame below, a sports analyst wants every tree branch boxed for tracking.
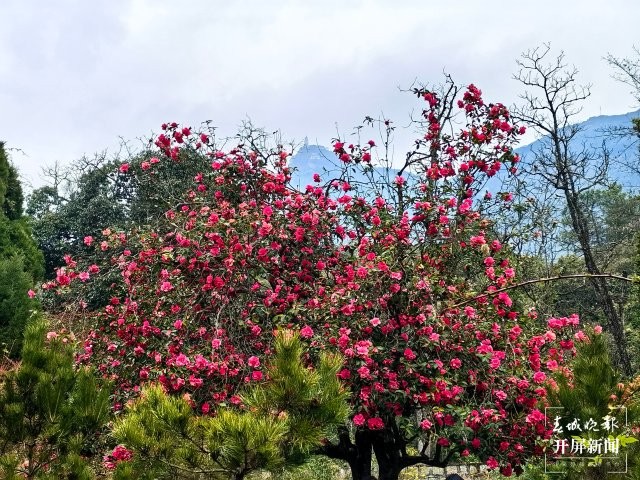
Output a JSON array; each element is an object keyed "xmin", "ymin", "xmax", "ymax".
[{"xmin": 450, "ymin": 273, "xmax": 632, "ymax": 309}]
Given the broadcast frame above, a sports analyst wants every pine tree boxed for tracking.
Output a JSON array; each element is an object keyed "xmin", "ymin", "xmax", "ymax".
[
  {"xmin": 111, "ymin": 330, "xmax": 349, "ymax": 479},
  {"xmin": 0, "ymin": 143, "xmax": 44, "ymax": 357},
  {"xmin": 0, "ymin": 317, "xmax": 111, "ymax": 479},
  {"xmin": 545, "ymin": 328, "xmax": 640, "ymax": 479}
]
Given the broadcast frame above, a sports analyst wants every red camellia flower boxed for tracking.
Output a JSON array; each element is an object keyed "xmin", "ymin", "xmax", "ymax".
[
  {"xmin": 300, "ymin": 325, "xmax": 314, "ymax": 338},
  {"xmin": 247, "ymin": 356, "xmax": 260, "ymax": 368},
  {"xmin": 403, "ymin": 348, "xmax": 417, "ymax": 361},
  {"xmin": 367, "ymin": 417, "xmax": 384, "ymax": 430}
]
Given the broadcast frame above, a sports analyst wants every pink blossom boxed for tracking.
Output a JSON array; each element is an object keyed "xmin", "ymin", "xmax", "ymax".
[
  {"xmin": 494, "ymin": 390, "xmax": 507, "ymax": 401},
  {"xmin": 532, "ymin": 371, "xmax": 546, "ymax": 384},
  {"xmin": 574, "ymin": 330, "xmax": 588, "ymax": 342},
  {"xmin": 300, "ymin": 325, "xmax": 314, "ymax": 338},
  {"xmin": 104, "ymin": 445, "xmax": 133, "ymax": 470},
  {"xmin": 174, "ymin": 354, "xmax": 190, "ymax": 367},
  {"xmin": 437, "ymin": 437, "xmax": 450, "ymax": 447},
  {"xmin": 189, "ymin": 375, "xmax": 203, "ymax": 387},
  {"xmin": 248, "ymin": 356, "xmax": 260, "ymax": 368},
  {"xmin": 420, "ymin": 419, "xmax": 433, "ymax": 430}
]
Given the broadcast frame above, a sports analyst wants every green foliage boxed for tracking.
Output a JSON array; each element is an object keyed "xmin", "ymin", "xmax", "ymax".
[
  {"xmin": 0, "ymin": 144, "xmax": 45, "ymax": 356},
  {"xmin": 112, "ymin": 330, "xmax": 349, "ymax": 479},
  {"xmin": 125, "ymin": 147, "xmax": 211, "ymax": 226},
  {"xmin": 0, "ymin": 142, "xmax": 10, "ymax": 208},
  {"xmin": 26, "ymin": 146, "xmax": 211, "ymax": 281},
  {"xmin": 0, "ymin": 317, "xmax": 112, "ymax": 479},
  {"xmin": 272, "ymin": 455, "xmax": 348, "ymax": 480},
  {"xmin": 27, "ymin": 158, "xmax": 125, "ymax": 279},
  {"xmin": 4, "ymin": 164, "xmax": 24, "ymax": 221},
  {"xmin": 561, "ymin": 184, "xmax": 640, "ymax": 273},
  {"xmin": 545, "ymin": 328, "xmax": 640, "ymax": 479},
  {"xmin": 0, "ymin": 143, "xmax": 25, "ymax": 221},
  {"xmin": 624, "ymin": 235, "xmax": 640, "ymax": 372},
  {"xmin": 0, "ymin": 256, "xmax": 39, "ymax": 357},
  {"xmin": 242, "ymin": 331, "xmax": 350, "ymax": 462},
  {"xmin": 0, "ymin": 144, "xmax": 43, "ymax": 281},
  {"xmin": 0, "ymin": 217, "xmax": 44, "ymax": 281}
]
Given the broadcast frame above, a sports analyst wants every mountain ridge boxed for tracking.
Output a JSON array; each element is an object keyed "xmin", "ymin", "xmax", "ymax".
[{"xmin": 289, "ymin": 110, "xmax": 640, "ymax": 190}]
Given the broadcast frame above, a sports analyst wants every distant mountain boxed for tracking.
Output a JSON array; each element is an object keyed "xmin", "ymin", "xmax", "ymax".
[
  {"xmin": 288, "ymin": 141, "xmax": 339, "ymax": 190},
  {"xmin": 289, "ymin": 110, "xmax": 640, "ymax": 192},
  {"xmin": 514, "ymin": 109, "xmax": 640, "ymax": 188},
  {"xmin": 289, "ymin": 140, "xmax": 403, "ymax": 194}
]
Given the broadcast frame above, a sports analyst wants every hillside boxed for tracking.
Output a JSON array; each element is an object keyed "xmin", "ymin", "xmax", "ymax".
[
  {"xmin": 514, "ymin": 109, "xmax": 640, "ymax": 188},
  {"xmin": 290, "ymin": 111, "xmax": 640, "ymax": 191}
]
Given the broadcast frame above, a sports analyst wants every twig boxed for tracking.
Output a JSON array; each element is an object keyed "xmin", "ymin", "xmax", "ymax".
[{"xmin": 450, "ymin": 273, "xmax": 632, "ymax": 309}]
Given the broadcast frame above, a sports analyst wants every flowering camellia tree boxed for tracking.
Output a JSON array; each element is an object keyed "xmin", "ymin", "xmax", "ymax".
[{"xmin": 44, "ymin": 83, "xmax": 584, "ymax": 480}]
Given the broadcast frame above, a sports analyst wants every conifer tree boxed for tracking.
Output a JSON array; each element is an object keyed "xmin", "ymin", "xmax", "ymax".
[
  {"xmin": 545, "ymin": 327, "xmax": 640, "ymax": 479},
  {"xmin": 0, "ymin": 317, "xmax": 111, "ymax": 479},
  {"xmin": 111, "ymin": 330, "xmax": 349, "ymax": 479},
  {"xmin": 0, "ymin": 142, "xmax": 44, "ymax": 356}
]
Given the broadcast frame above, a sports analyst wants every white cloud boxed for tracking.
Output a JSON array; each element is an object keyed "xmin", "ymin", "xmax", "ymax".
[{"xmin": 1, "ymin": 0, "xmax": 638, "ymax": 188}]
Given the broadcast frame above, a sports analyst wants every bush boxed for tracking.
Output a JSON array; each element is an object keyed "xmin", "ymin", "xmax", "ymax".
[
  {"xmin": 0, "ymin": 256, "xmax": 39, "ymax": 358},
  {"xmin": 545, "ymin": 327, "xmax": 640, "ymax": 479},
  {"xmin": 111, "ymin": 330, "xmax": 349, "ymax": 479},
  {"xmin": 0, "ymin": 316, "xmax": 111, "ymax": 479}
]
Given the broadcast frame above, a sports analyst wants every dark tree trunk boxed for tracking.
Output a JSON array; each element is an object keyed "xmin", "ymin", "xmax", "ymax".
[
  {"xmin": 322, "ymin": 426, "xmax": 451, "ymax": 480},
  {"xmin": 560, "ymin": 154, "xmax": 632, "ymax": 375},
  {"xmin": 372, "ymin": 434, "xmax": 402, "ymax": 480},
  {"xmin": 348, "ymin": 430, "xmax": 374, "ymax": 480},
  {"xmin": 321, "ymin": 427, "xmax": 375, "ymax": 480}
]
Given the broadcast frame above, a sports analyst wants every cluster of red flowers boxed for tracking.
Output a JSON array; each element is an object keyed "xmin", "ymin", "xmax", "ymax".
[
  {"xmin": 43, "ymin": 85, "xmax": 584, "ymax": 475},
  {"xmin": 103, "ymin": 445, "xmax": 133, "ymax": 470}
]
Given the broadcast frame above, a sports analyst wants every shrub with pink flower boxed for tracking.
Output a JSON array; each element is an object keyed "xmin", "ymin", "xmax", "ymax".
[{"xmin": 42, "ymin": 84, "xmax": 584, "ymax": 479}]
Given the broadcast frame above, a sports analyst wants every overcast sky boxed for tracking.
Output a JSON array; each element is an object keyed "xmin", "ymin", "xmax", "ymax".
[{"xmin": 1, "ymin": 0, "xmax": 639, "ymax": 190}]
